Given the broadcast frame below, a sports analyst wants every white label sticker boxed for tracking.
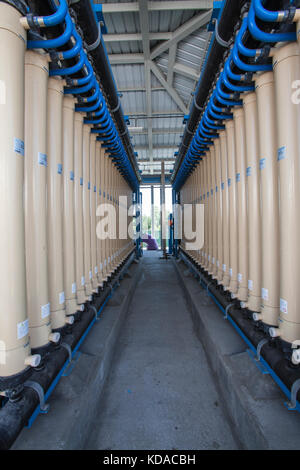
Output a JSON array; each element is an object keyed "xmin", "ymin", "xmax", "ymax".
[
  {"xmin": 0, "ymin": 80, "xmax": 6, "ymax": 104},
  {"xmin": 216, "ymin": 260, "xmax": 220, "ymax": 268},
  {"xmin": 41, "ymin": 302, "xmax": 50, "ymax": 319},
  {"xmin": 238, "ymin": 273, "xmax": 242, "ymax": 283},
  {"xmin": 100, "ymin": 263, "xmax": 103, "ymax": 271},
  {"xmin": 72, "ymin": 282, "xmax": 76, "ymax": 294},
  {"xmin": 208, "ymin": 255, "xmax": 210, "ymax": 261},
  {"xmin": 280, "ymin": 298, "xmax": 288, "ymax": 315},
  {"xmin": 95, "ymin": 266, "xmax": 98, "ymax": 274},
  {"xmin": 14, "ymin": 137, "xmax": 24, "ymax": 156},
  {"xmin": 212, "ymin": 257, "xmax": 215, "ymax": 265},
  {"xmin": 104, "ymin": 259, "xmax": 107, "ymax": 267},
  {"xmin": 59, "ymin": 291, "xmax": 65, "ymax": 304},
  {"xmin": 89, "ymin": 270, "xmax": 92, "ymax": 280},
  {"xmin": 17, "ymin": 319, "xmax": 29, "ymax": 340},
  {"xmin": 108, "ymin": 257, "xmax": 111, "ymax": 264},
  {"xmin": 81, "ymin": 276, "xmax": 85, "ymax": 286},
  {"xmin": 262, "ymin": 288, "xmax": 269, "ymax": 301},
  {"xmin": 229, "ymin": 268, "xmax": 233, "ymax": 277},
  {"xmin": 222, "ymin": 264, "xmax": 226, "ymax": 273},
  {"xmin": 248, "ymin": 279, "xmax": 253, "ymax": 291}
]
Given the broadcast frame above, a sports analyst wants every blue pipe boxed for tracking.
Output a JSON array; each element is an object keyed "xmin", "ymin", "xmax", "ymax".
[
  {"xmin": 27, "ymin": 13, "xmax": 73, "ymax": 49},
  {"xmin": 253, "ymin": 0, "xmax": 293, "ymax": 23},
  {"xmin": 29, "ymin": 0, "xmax": 68, "ymax": 28},
  {"xmin": 50, "ymin": 49, "xmax": 85, "ymax": 76},
  {"xmin": 248, "ymin": 2, "xmax": 296, "ymax": 43}
]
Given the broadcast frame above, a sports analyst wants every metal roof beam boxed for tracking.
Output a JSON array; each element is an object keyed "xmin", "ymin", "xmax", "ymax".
[
  {"xmin": 109, "ymin": 54, "xmax": 144, "ymax": 65},
  {"xmin": 104, "ymin": 32, "xmax": 172, "ymax": 42},
  {"xmin": 173, "ymin": 63, "xmax": 200, "ymax": 81},
  {"xmin": 150, "ymin": 61, "xmax": 188, "ymax": 114},
  {"xmin": 101, "ymin": 2, "xmax": 212, "ymax": 13},
  {"xmin": 131, "ymin": 128, "xmax": 184, "ymax": 135},
  {"xmin": 150, "ymin": 10, "xmax": 212, "ymax": 60},
  {"xmin": 138, "ymin": 0, "xmax": 153, "ymax": 171}
]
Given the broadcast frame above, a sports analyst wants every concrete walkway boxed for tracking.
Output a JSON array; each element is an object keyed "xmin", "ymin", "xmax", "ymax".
[{"xmin": 85, "ymin": 251, "xmax": 238, "ymax": 450}]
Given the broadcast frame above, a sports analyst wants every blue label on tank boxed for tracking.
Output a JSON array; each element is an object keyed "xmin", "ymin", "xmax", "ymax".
[
  {"xmin": 103, "ymin": 191, "xmax": 105, "ymax": 198},
  {"xmin": 80, "ymin": 177, "xmax": 83, "ymax": 186},
  {"xmin": 110, "ymin": 195, "xmax": 112, "ymax": 201},
  {"xmin": 203, "ymin": 194, "xmax": 205, "ymax": 200},
  {"xmin": 246, "ymin": 166, "xmax": 252, "ymax": 177},
  {"xmin": 221, "ymin": 182, "xmax": 225, "ymax": 190},
  {"xmin": 211, "ymin": 189, "xmax": 213, "ymax": 196},
  {"xmin": 94, "ymin": 185, "xmax": 96, "ymax": 192},
  {"xmin": 216, "ymin": 186, "xmax": 218, "ymax": 193},
  {"xmin": 236, "ymin": 173, "xmax": 240, "ymax": 182},
  {"xmin": 107, "ymin": 193, "xmax": 109, "ymax": 200},
  {"xmin": 57, "ymin": 163, "xmax": 63, "ymax": 174},
  {"xmin": 278, "ymin": 146, "xmax": 286, "ymax": 161},
  {"xmin": 14, "ymin": 137, "xmax": 24, "ymax": 156},
  {"xmin": 200, "ymin": 196, "xmax": 202, "ymax": 201},
  {"xmin": 228, "ymin": 178, "xmax": 231, "ymax": 187},
  {"xmin": 38, "ymin": 152, "xmax": 47, "ymax": 167},
  {"xmin": 207, "ymin": 191, "xmax": 209, "ymax": 198},
  {"xmin": 99, "ymin": 189, "xmax": 101, "ymax": 196},
  {"xmin": 260, "ymin": 158, "xmax": 266, "ymax": 170},
  {"xmin": 88, "ymin": 181, "xmax": 91, "ymax": 190},
  {"xmin": 70, "ymin": 171, "xmax": 74, "ymax": 181}
]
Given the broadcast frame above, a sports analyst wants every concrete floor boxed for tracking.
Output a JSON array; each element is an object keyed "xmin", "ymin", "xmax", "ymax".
[{"xmin": 85, "ymin": 251, "xmax": 238, "ymax": 450}]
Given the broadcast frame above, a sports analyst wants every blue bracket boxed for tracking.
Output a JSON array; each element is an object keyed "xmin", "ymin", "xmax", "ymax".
[{"xmin": 92, "ymin": 3, "xmax": 108, "ymax": 34}]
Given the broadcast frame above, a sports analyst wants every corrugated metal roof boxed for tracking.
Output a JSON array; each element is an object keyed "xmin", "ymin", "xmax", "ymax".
[{"xmin": 97, "ymin": 0, "xmax": 213, "ymax": 174}]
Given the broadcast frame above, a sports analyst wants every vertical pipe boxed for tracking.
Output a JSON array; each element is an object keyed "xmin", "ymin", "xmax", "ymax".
[
  {"xmin": 90, "ymin": 134, "xmax": 98, "ymax": 291},
  {"xmin": 82, "ymin": 125, "xmax": 93, "ymax": 297},
  {"xmin": 212, "ymin": 142, "xmax": 218, "ymax": 278},
  {"xmin": 207, "ymin": 145, "xmax": 215, "ymax": 274},
  {"xmin": 62, "ymin": 96, "xmax": 79, "ymax": 316},
  {"xmin": 226, "ymin": 120, "xmax": 238, "ymax": 296},
  {"xmin": 272, "ymin": 43, "xmax": 300, "ymax": 343},
  {"xmin": 0, "ymin": 4, "xmax": 36, "ymax": 381},
  {"xmin": 203, "ymin": 153, "xmax": 210, "ymax": 269},
  {"xmin": 96, "ymin": 143, "xmax": 103, "ymax": 286},
  {"xmin": 25, "ymin": 51, "xmax": 55, "ymax": 351},
  {"xmin": 255, "ymin": 72, "xmax": 280, "ymax": 326},
  {"xmin": 220, "ymin": 130, "xmax": 230, "ymax": 288},
  {"xmin": 74, "ymin": 112, "xmax": 87, "ymax": 304},
  {"xmin": 243, "ymin": 92, "xmax": 261, "ymax": 312},
  {"xmin": 233, "ymin": 108, "xmax": 248, "ymax": 303},
  {"xmin": 215, "ymin": 139, "xmax": 223, "ymax": 283},
  {"xmin": 47, "ymin": 79, "xmax": 68, "ymax": 330}
]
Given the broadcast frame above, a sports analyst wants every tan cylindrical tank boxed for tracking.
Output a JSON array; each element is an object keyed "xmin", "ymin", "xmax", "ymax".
[
  {"xmin": 243, "ymin": 92, "xmax": 261, "ymax": 312},
  {"xmin": 90, "ymin": 134, "xmax": 99, "ymax": 292},
  {"xmin": 100, "ymin": 148, "xmax": 108, "ymax": 281},
  {"xmin": 272, "ymin": 43, "xmax": 300, "ymax": 343},
  {"xmin": 25, "ymin": 51, "xmax": 54, "ymax": 350},
  {"xmin": 211, "ymin": 142, "xmax": 218, "ymax": 278},
  {"xmin": 219, "ymin": 131, "xmax": 230, "ymax": 288},
  {"xmin": 0, "ymin": 4, "xmax": 37, "ymax": 378},
  {"xmin": 96, "ymin": 143, "xmax": 103, "ymax": 286},
  {"xmin": 215, "ymin": 139, "xmax": 223, "ymax": 283},
  {"xmin": 233, "ymin": 108, "xmax": 248, "ymax": 302},
  {"xmin": 207, "ymin": 147, "xmax": 214, "ymax": 275},
  {"xmin": 82, "ymin": 125, "xmax": 93, "ymax": 297},
  {"xmin": 62, "ymin": 96, "xmax": 78, "ymax": 316},
  {"xmin": 255, "ymin": 72, "xmax": 280, "ymax": 326},
  {"xmin": 226, "ymin": 120, "xmax": 238, "ymax": 296},
  {"xmin": 203, "ymin": 154, "xmax": 209, "ymax": 269},
  {"xmin": 199, "ymin": 158, "xmax": 204, "ymax": 266},
  {"xmin": 47, "ymin": 78, "xmax": 68, "ymax": 330},
  {"xmin": 74, "ymin": 112, "xmax": 87, "ymax": 304}
]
